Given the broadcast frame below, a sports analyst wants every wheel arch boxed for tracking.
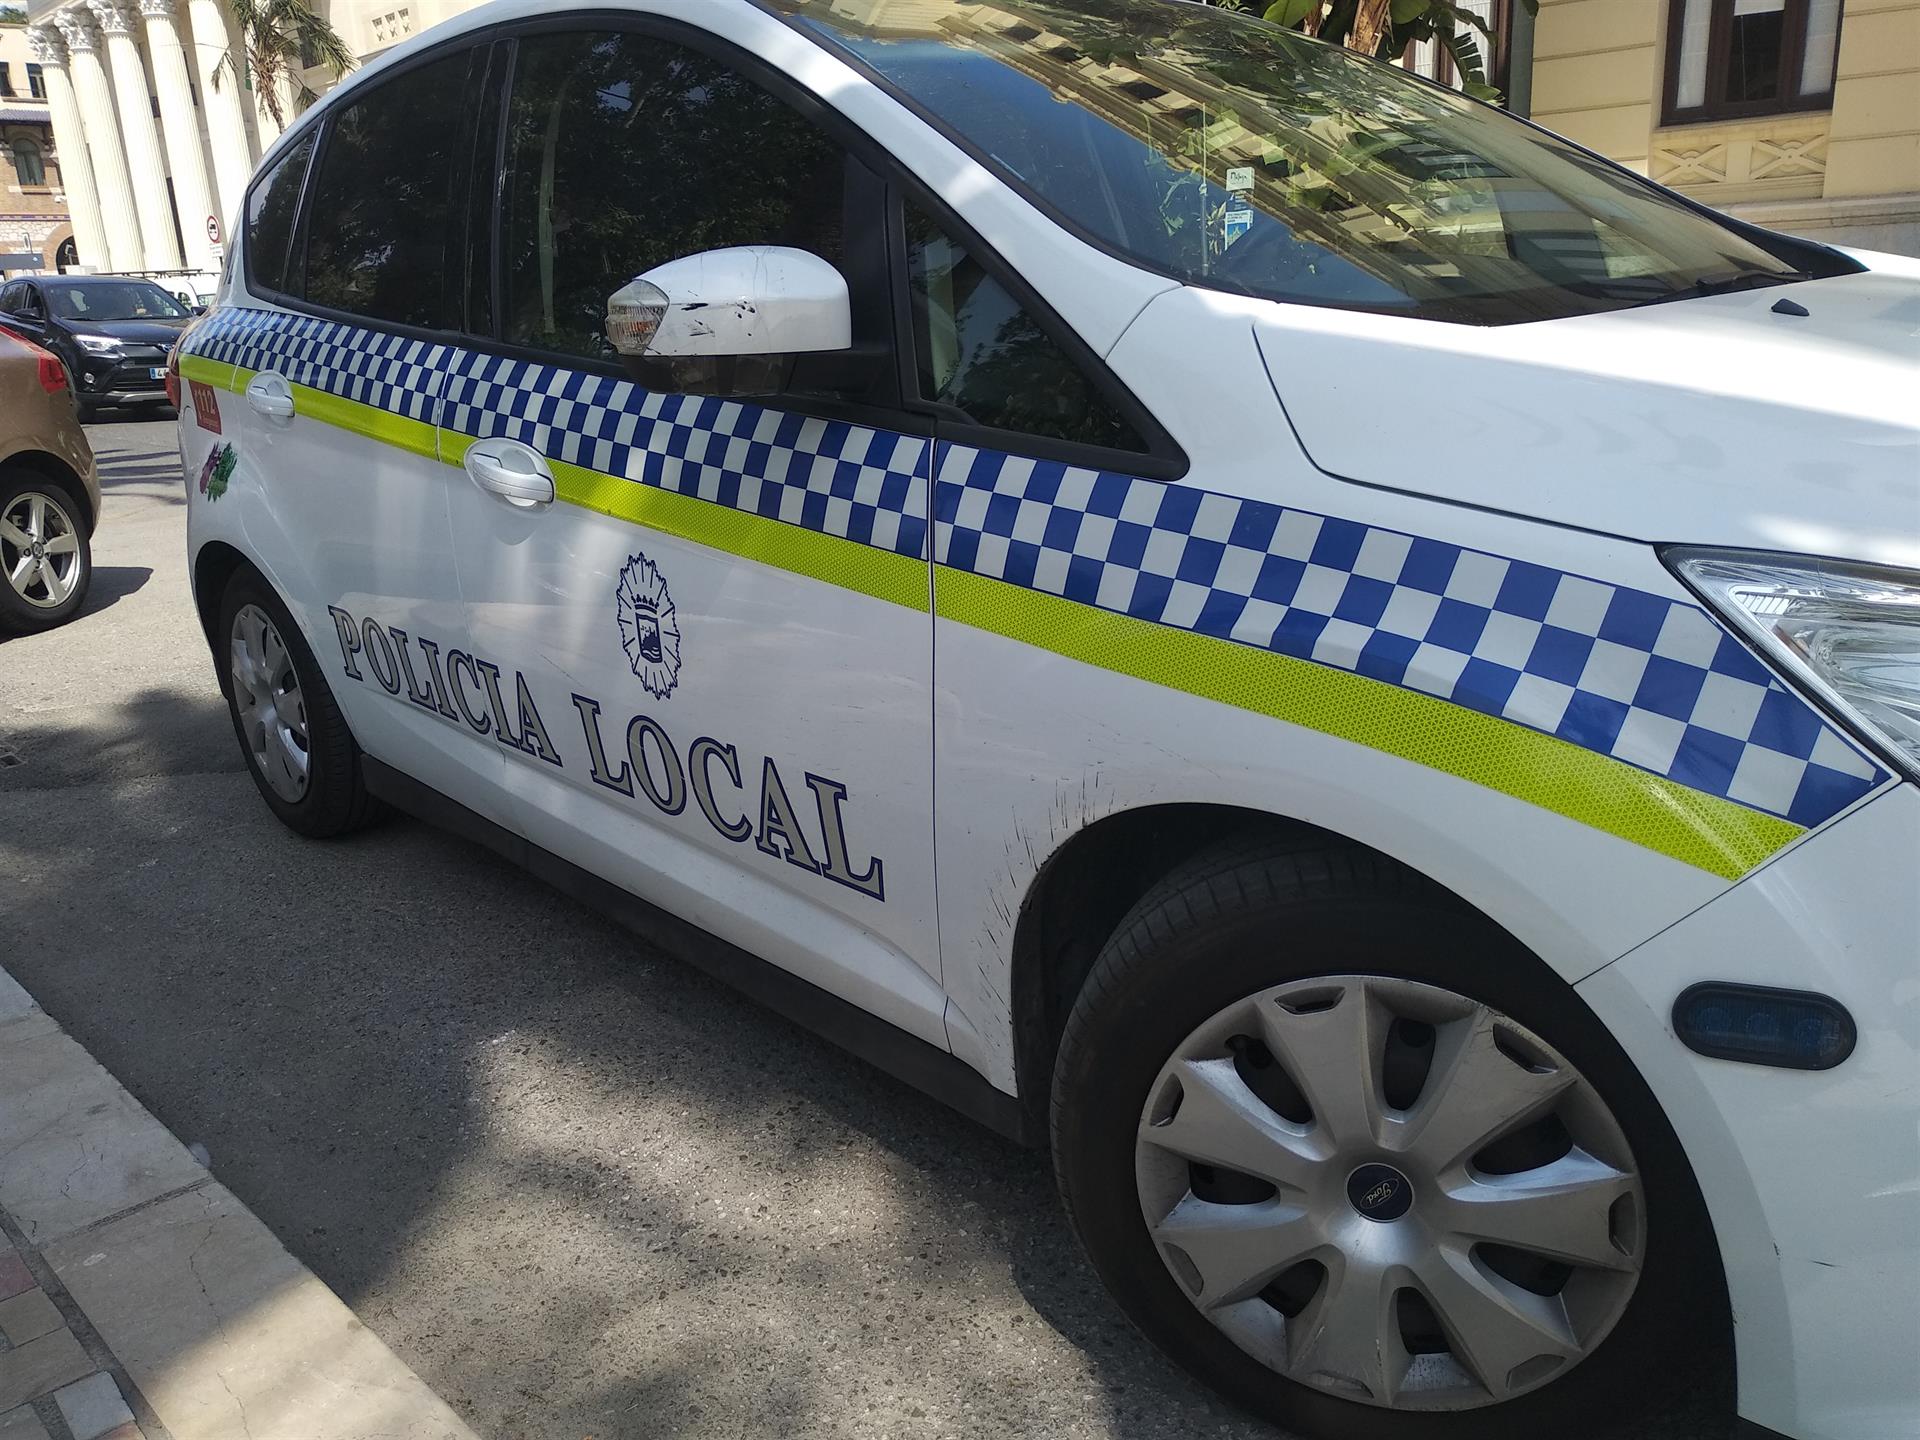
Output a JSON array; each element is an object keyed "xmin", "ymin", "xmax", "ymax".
[
  {"xmin": 0, "ymin": 447, "xmax": 98, "ymax": 531},
  {"xmin": 192, "ymin": 539, "xmax": 254, "ymax": 659},
  {"xmin": 1009, "ymin": 802, "xmax": 1362, "ymax": 1135}
]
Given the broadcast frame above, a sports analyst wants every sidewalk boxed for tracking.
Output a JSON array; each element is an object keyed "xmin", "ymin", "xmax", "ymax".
[{"xmin": 0, "ymin": 967, "xmax": 478, "ymax": 1440}]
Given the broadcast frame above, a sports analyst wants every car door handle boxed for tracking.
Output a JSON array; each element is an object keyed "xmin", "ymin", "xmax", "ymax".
[
  {"xmin": 464, "ymin": 438, "xmax": 555, "ymax": 507},
  {"xmin": 245, "ymin": 372, "xmax": 295, "ymax": 420}
]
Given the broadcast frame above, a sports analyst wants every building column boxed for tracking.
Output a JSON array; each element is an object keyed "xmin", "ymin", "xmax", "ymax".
[
  {"xmin": 53, "ymin": 7, "xmax": 144, "ymax": 273},
  {"xmin": 88, "ymin": 0, "xmax": 184, "ymax": 270},
  {"xmin": 139, "ymin": 0, "xmax": 218, "ymax": 272},
  {"xmin": 25, "ymin": 27, "xmax": 111, "ymax": 272},
  {"xmin": 183, "ymin": 0, "xmax": 253, "ymax": 242}
]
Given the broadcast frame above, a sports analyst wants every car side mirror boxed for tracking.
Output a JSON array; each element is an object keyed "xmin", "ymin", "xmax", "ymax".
[{"xmin": 606, "ymin": 245, "xmax": 854, "ymax": 399}]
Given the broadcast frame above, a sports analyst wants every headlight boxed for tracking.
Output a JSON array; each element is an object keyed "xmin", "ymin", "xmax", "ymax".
[
  {"xmin": 74, "ymin": 334, "xmax": 122, "ymax": 355},
  {"xmin": 1668, "ymin": 549, "xmax": 1920, "ymax": 783}
]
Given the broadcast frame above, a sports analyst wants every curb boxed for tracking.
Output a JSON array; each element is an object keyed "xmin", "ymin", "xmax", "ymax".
[{"xmin": 0, "ymin": 967, "xmax": 478, "ymax": 1440}]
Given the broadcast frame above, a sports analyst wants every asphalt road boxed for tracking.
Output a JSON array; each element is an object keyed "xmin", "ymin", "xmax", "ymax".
[{"xmin": 0, "ymin": 415, "xmax": 1732, "ymax": 1440}]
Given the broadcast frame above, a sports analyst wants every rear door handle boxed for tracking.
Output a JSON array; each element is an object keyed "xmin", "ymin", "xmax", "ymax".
[
  {"xmin": 464, "ymin": 438, "xmax": 555, "ymax": 507},
  {"xmin": 245, "ymin": 371, "xmax": 295, "ymax": 420}
]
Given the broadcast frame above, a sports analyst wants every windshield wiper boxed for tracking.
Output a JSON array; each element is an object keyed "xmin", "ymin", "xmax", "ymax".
[{"xmin": 1657, "ymin": 268, "xmax": 1814, "ymax": 304}]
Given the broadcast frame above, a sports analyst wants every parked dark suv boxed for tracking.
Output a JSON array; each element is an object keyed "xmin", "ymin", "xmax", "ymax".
[{"xmin": 0, "ymin": 275, "xmax": 190, "ymax": 420}]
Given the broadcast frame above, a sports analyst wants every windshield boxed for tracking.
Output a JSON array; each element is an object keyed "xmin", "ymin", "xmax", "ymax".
[
  {"xmin": 46, "ymin": 280, "xmax": 189, "ymax": 322},
  {"xmin": 774, "ymin": 0, "xmax": 1811, "ymax": 325}
]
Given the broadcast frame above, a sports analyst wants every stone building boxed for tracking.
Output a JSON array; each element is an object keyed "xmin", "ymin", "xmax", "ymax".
[
  {"xmin": 18, "ymin": 0, "xmax": 478, "ymax": 275},
  {"xmin": 0, "ymin": 17, "xmax": 73, "ymax": 274}
]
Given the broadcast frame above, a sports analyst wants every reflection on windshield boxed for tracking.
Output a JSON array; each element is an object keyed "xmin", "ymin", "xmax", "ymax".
[
  {"xmin": 776, "ymin": 0, "xmax": 1808, "ymax": 324},
  {"xmin": 47, "ymin": 282, "xmax": 189, "ymax": 323}
]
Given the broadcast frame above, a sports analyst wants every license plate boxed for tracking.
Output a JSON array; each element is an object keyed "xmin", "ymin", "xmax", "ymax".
[{"xmin": 149, "ymin": 367, "xmax": 166, "ymax": 381}]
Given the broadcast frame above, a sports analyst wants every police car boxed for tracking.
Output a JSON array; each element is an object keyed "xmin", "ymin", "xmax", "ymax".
[{"xmin": 173, "ymin": 2, "xmax": 1918, "ymax": 1437}]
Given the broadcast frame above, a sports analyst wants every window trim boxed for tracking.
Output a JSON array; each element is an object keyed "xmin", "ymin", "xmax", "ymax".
[
  {"xmin": 1661, "ymin": 0, "xmax": 1840, "ymax": 127},
  {"xmin": 471, "ymin": 8, "xmax": 1184, "ymax": 478},
  {"xmin": 238, "ymin": 32, "xmax": 489, "ymax": 342}
]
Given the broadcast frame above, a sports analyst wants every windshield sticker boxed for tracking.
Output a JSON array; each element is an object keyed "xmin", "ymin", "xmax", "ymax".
[
  {"xmin": 1224, "ymin": 207, "xmax": 1254, "ymax": 248},
  {"xmin": 197, "ymin": 442, "xmax": 235, "ymax": 502},
  {"xmin": 1226, "ymin": 166, "xmax": 1255, "ymax": 192}
]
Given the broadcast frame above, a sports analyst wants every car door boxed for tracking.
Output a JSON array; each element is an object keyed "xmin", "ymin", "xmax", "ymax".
[
  {"xmin": 437, "ymin": 20, "xmax": 945, "ymax": 1045},
  {"xmin": 193, "ymin": 42, "xmax": 508, "ymax": 823}
]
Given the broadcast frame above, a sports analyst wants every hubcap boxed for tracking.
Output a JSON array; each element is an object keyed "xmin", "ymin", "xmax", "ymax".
[
  {"xmin": 230, "ymin": 604, "xmax": 310, "ymax": 803},
  {"xmin": 1, "ymin": 491, "xmax": 82, "ymax": 609},
  {"xmin": 1135, "ymin": 976, "xmax": 1644, "ymax": 1412}
]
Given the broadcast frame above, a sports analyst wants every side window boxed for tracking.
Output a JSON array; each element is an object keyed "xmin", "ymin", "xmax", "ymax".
[
  {"xmin": 500, "ymin": 30, "xmax": 848, "ymax": 360},
  {"xmin": 301, "ymin": 49, "xmax": 473, "ymax": 328},
  {"xmin": 904, "ymin": 206, "xmax": 1145, "ymax": 454},
  {"xmin": 244, "ymin": 132, "xmax": 314, "ymax": 298},
  {"xmin": 0, "ymin": 282, "xmax": 18, "ymax": 313}
]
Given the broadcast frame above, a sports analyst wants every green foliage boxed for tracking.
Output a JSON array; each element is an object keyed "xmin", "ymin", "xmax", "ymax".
[
  {"xmin": 0, "ymin": 6, "xmax": 28, "ymax": 25},
  {"xmin": 217, "ymin": 0, "xmax": 355, "ymax": 123},
  {"xmin": 1239, "ymin": 0, "xmax": 1540, "ymax": 103}
]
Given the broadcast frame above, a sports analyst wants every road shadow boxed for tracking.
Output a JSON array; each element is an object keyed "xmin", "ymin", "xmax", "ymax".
[{"xmin": 0, "ymin": 686, "xmax": 1735, "ymax": 1440}]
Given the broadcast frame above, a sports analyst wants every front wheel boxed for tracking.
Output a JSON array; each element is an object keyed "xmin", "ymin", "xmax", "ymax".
[
  {"xmin": 218, "ymin": 568, "xmax": 383, "ymax": 838},
  {"xmin": 1051, "ymin": 840, "xmax": 1725, "ymax": 1440}
]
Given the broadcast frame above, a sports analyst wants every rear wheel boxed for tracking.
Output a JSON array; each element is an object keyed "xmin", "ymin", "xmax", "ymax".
[
  {"xmin": 218, "ymin": 568, "xmax": 383, "ymax": 838},
  {"xmin": 0, "ymin": 472, "xmax": 92, "ymax": 634},
  {"xmin": 1051, "ymin": 839, "xmax": 1725, "ymax": 1440}
]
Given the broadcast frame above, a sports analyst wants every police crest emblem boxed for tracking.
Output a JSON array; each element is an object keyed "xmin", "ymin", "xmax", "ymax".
[{"xmin": 615, "ymin": 552, "xmax": 682, "ymax": 699}]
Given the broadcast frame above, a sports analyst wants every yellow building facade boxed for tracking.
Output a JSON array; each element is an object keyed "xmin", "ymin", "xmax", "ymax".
[{"xmin": 1528, "ymin": 0, "xmax": 1920, "ymax": 252}]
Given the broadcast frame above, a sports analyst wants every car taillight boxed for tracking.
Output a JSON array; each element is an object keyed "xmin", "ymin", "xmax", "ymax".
[
  {"xmin": 164, "ymin": 340, "xmax": 181, "ymax": 407},
  {"xmin": 3, "ymin": 323, "xmax": 70, "ymax": 394}
]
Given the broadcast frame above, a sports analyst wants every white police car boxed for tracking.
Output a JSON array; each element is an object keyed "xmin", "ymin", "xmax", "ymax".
[{"xmin": 174, "ymin": 2, "xmax": 1919, "ymax": 1437}]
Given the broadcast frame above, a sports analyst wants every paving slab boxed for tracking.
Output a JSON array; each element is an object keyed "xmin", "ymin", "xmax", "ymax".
[
  {"xmin": 44, "ymin": 1184, "xmax": 473, "ymax": 1440},
  {"xmin": 53, "ymin": 1372, "xmax": 136, "ymax": 1440},
  {"xmin": 0, "ymin": 1288, "xmax": 63, "ymax": 1346},
  {"xmin": 0, "ymin": 1329, "xmax": 91, "ymax": 1412},
  {"xmin": 0, "ymin": 1405, "xmax": 52, "ymax": 1440},
  {"xmin": 0, "ymin": 1024, "xmax": 205, "ymax": 1248}
]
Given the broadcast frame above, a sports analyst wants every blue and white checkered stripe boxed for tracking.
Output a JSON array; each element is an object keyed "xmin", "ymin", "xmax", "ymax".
[
  {"xmin": 192, "ymin": 307, "xmax": 447, "ymax": 424},
  {"xmin": 932, "ymin": 445, "xmax": 1887, "ymax": 829},
  {"xmin": 439, "ymin": 348, "xmax": 930, "ymax": 560}
]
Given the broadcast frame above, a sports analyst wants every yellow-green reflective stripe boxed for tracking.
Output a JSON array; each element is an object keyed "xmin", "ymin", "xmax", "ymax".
[
  {"xmin": 936, "ymin": 566, "xmax": 1801, "ymax": 880},
  {"xmin": 227, "ymin": 366, "xmax": 440, "ymax": 462},
  {"xmin": 178, "ymin": 354, "xmax": 230, "ymax": 387},
  {"xmin": 434, "ymin": 430, "xmax": 929, "ymax": 614},
  {"xmin": 204, "ymin": 373, "xmax": 1797, "ymax": 875}
]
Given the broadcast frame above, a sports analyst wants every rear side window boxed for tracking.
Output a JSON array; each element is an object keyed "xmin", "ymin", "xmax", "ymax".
[
  {"xmin": 906, "ymin": 206, "xmax": 1145, "ymax": 454},
  {"xmin": 244, "ymin": 133, "xmax": 313, "ymax": 297},
  {"xmin": 301, "ymin": 49, "xmax": 474, "ymax": 328},
  {"xmin": 499, "ymin": 29, "xmax": 849, "ymax": 360}
]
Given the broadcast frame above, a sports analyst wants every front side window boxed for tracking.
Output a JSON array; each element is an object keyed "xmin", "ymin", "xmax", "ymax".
[
  {"xmin": 499, "ymin": 29, "xmax": 847, "ymax": 360},
  {"xmin": 1665, "ymin": 0, "xmax": 1841, "ymax": 124},
  {"xmin": 777, "ymin": 0, "xmax": 1817, "ymax": 325},
  {"xmin": 46, "ymin": 281, "xmax": 187, "ymax": 321},
  {"xmin": 244, "ymin": 131, "xmax": 313, "ymax": 296},
  {"xmin": 907, "ymin": 206, "xmax": 1144, "ymax": 452},
  {"xmin": 302, "ymin": 49, "xmax": 473, "ymax": 327}
]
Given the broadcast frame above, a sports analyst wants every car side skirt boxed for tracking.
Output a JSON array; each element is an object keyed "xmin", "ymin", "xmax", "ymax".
[{"xmin": 360, "ymin": 756, "xmax": 1041, "ymax": 1148}]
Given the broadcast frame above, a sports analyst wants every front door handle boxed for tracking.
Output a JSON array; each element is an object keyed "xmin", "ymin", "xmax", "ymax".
[
  {"xmin": 245, "ymin": 371, "xmax": 295, "ymax": 420},
  {"xmin": 464, "ymin": 438, "xmax": 555, "ymax": 507}
]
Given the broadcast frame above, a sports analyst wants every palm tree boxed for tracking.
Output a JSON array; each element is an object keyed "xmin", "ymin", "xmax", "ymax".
[
  {"xmin": 1229, "ymin": 0, "xmax": 1537, "ymax": 101},
  {"xmin": 217, "ymin": 0, "xmax": 354, "ymax": 128}
]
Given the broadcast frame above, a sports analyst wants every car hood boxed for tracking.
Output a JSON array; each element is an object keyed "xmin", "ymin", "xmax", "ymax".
[
  {"xmin": 1254, "ymin": 266, "xmax": 1920, "ymax": 570},
  {"xmin": 66, "ymin": 317, "xmax": 191, "ymax": 346}
]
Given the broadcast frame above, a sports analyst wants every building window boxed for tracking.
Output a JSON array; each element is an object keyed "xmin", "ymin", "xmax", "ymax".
[
  {"xmin": 28, "ymin": 64, "xmax": 45, "ymax": 100},
  {"xmin": 1664, "ymin": 0, "xmax": 1842, "ymax": 124},
  {"xmin": 0, "ymin": 63, "xmax": 13, "ymax": 98},
  {"xmin": 12, "ymin": 138, "xmax": 46, "ymax": 187}
]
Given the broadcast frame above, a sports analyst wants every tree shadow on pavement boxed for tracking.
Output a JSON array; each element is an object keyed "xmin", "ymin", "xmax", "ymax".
[{"xmin": 0, "ymin": 687, "xmax": 1735, "ymax": 1440}]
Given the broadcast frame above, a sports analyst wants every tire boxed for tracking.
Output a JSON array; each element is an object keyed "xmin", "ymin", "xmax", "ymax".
[
  {"xmin": 1051, "ymin": 838, "xmax": 1726, "ymax": 1440},
  {"xmin": 217, "ymin": 566, "xmax": 384, "ymax": 838},
  {"xmin": 0, "ymin": 470, "xmax": 93, "ymax": 634}
]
